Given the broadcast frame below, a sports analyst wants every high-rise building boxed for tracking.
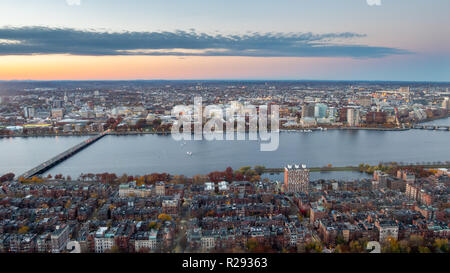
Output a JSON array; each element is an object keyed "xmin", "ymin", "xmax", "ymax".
[
  {"xmin": 284, "ymin": 164, "xmax": 310, "ymax": 193},
  {"xmin": 314, "ymin": 103, "xmax": 328, "ymax": 118},
  {"xmin": 327, "ymin": 107, "xmax": 337, "ymax": 119},
  {"xmin": 347, "ymin": 108, "xmax": 360, "ymax": 127},
  {"xmin": 23, "ymin": 106, "xmax": 35, "ymax": 119},
  {"xmin": 398, "ymin": 87, "xmax": 410, "ymax": 94},
  {"xmin": 53, "ymin": 100, "xmax": 63, "ymax": 108},
  {"xmin": 442, "ymin": 97, "xmax": 449, "ymax": 110},
  {"xmin": 366, "ymin": 111, "xmax": 387, "ymax": 124},
  {"xmin": 301, "ymin": 104, "xmax": 315, "ymax": 118}
]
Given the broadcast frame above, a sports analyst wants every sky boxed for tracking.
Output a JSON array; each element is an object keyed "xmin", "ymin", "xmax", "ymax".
[{"xmin": 0, "ymin": 0, "xmax": 449, "ymax": 81}]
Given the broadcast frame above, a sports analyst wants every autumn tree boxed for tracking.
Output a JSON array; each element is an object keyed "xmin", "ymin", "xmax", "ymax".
[
  {"xmin": 158, "ymin": 213, "xmax": 172, "ymax": 222},
  {"xmin": 18, "ymin": 226, "xmax": 29, "ymax": 234},
  {"xmin": 0, "ymin": 173, "xmax": 15, "ymax": 182}
]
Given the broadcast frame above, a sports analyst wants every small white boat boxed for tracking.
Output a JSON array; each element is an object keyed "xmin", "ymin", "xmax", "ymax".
[{"xmin": 186, "ymin": 151, "xmax": 192, "ymax": 156}]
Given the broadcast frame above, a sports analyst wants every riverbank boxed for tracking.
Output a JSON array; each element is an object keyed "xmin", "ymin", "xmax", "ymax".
[
  {"xmin": 0, "ymin": 131, "xmax": 170, "ymax": 138},
  {"xmin": 3, "ymin": 115, "xmax": 450, "ymax": 138},
  {"xmin": 262, "ymin": 163, "xmax": 450, "ymax": 174},
  {"xmin": 0, "ymin": 127, "xmax": 411, "ymax": 138}
]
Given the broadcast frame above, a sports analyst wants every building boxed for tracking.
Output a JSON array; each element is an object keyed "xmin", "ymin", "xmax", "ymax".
[
  {"xmin": 119, "ymin": 182, "xmax": 151, "ymax": 197},
  {"xmin": 366, "ymin": 111, "xmax": 387, "ymax": 124},
  {"xmin": 398, "ymin": 87, "xmax": 410, "ymax": 94},
  {"xmin": 134, "ymin": 230, "xmax": 158, "ymax": 252},
  {"xmin": 51, "ymin": 224, "xmax": 70, "ymax": 253},
  {"xmin": 23, "ymin": 106, "xmax": 35, "ymax": 119},
  {"xmin": 347, "ymin": 108, "xmax": 360, "ymax": 127},
  {"xmin": 218, "ymin": 181, "xmax": 229, "ymax": 192},
  {"xmin": 204, "ymin": 182, "xmax": 215, "ymax": 192},
  {"xmin": 162, "ymin": 199, "xmax": 179, "ymax": 215},
  {"xmin": 442, "ymin": 97, "xmax": 449, "ymax": 110},
  {"xmin": 376, "ymin": 221, "xmax": 399, "ymax": 242},
  {"xmin": 284, "ymin": 164, "xmax": 310, "ymax": 193},
  {"xmin": 51, "ymin": 108, "xmax": 64, "ymax": 119},
  {"xmin": 201, "ymin": 232, "xmax": 216, "ymax": 251},
  {"xmin": 155, "ymin": 182, "xmax": 166, "ymax": 196},
  {"xmin": 314, "ymin": 103, "xmax": 328, "ymax": 118},
  {"xmin": 94, "ymin": 227, "xmax": 117, "ymax": 253},
  {"xmin": 301, "ymin": 104, "xmax": 315, "ymax": 118}
]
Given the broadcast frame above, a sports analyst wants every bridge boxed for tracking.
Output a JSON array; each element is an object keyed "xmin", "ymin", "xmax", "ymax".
[
  {"xmin": 412, "ymin": 124, "xmax": 450, "ymax": 131},
  {"xmin": 20, "ymin": 130, "xmax": 110, "ymax": 179}
]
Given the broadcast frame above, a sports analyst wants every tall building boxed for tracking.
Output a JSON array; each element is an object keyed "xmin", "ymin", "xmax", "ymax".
[
  {"xmin": 398, "ymin": 87, "xmax": 410, "ymax": 94},
  {"xmin": 314, "ymin": 103, "xmax": 328, "ymax": 118},
  {"xmin": 327, "ymin": 107, "xmax": 337, "ymax": 119},
  {"xmin": 442, "ymin": 97, "xmax": 449, "ymax": 110},
  {"xmin": 53, "ymin": 100, "xmax": 63, "ymax": 108},
  {"xmin": 284, "ymin": 164, "xmax": 310, "ymax": 193},
  {"xmin": 366, "ymin": 111, "xmax": 387, "ymax": 124},
  {"xmin": 23, "ymin": 106, "xmax": 35, "ymax": 119},
  {"xmin": 301, "ymin": 104, "xmax": 315, "ymax": 118},
  {"xmin": 347, "ymin": 108, "xmax": 360, "ymax": 127}
]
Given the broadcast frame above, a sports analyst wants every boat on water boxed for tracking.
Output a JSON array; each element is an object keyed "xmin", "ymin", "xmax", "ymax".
[{"xmin": 186, "ymin": 151, "xmax": 192, "ymax": 156}]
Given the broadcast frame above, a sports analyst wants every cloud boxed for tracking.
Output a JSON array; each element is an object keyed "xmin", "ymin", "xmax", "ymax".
[
  {"xmin": 0, "ymin": 26, "xmax": 409, "ymax": 58},
  {"xmin": 66, "ymin": 0, "xmax": 81, "ymax": 6},
  {"xmin": 367, "ymin": 0, "xmax": 382, "ymax": 6}
]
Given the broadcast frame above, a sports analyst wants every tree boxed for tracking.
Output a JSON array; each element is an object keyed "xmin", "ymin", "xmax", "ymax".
[
  {"xmin": 433, "ymin": 238, "xmax": 449, "ymax": 253},
  {"xmin": 254, "ymin": 165, "xmax": 266, "ymax": 175},
  {"xmin": 31, "ymin": 176, "xmax": 44, "ymax": 183},
  {"xmin": 18, "ymin": 226, "xmax": 29, "ymax": 234},
  {"xmin": 224, "ymin": 167, "xmax": 234, "ymax": 182},
  {"xmin": 246, "ymin": 238, "xmax": 258, "ymax": 252},
  {"xmin": 158, "ymin": 213, "xmax": 172, "ymax": 222},
  {"xmin": 0, "ymin": 173, "xmax": 15, "ymax": 182},
  {"xmin": 418, "ymin": 246, "xmax": 431, "ymax": 253}
]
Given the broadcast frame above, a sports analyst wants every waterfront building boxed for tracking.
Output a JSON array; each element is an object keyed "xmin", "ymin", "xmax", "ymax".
[
  {"xmin": 366, "ymin": 111, "xmax": 387, "ymax": 124},
  {"xmin": 314, "ymin": 103, "xmax": 328, "ymax": 118},
  {"xmin": 284, "ymin": 164, "xmax": 310, "ymax": 193},
  {"xmin": 347, "ymin": 108, "xmax": 360, "ymax": 127},
  {"xmin": 443, "ymin": 97, "xmax": 449, "ymax": 110},
  {"xmin": 51, "ymin": 108, "xmax": 64, "ymax": 119},
  {"xmin": 302, "ymin": 104, "xmax": 315, "ymax": 118},
  {"xmin": 23, "ymin": 106, "xmax": 35, "ymax": 119}
]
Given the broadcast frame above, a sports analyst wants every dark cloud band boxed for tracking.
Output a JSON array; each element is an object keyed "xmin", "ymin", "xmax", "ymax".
[{"xmin": 0, "ymin": 26, "xmax": 409, "ymax": 58}]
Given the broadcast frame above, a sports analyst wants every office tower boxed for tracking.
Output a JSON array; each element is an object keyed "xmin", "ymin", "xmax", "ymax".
[
  {"xmin": 301, "ymin": 104, "xmax": 315, "ymax": 118},
  {"xmin": 442, "ymin": 97, "xmax": 449, "ymax": 110},
  {"xmin": 23, "ymin": 106, "xmax": 35, "ymax": 119},
  {"xmin": 347, "ymin": 108, "xmax": 360, "ymax": 127},
  {"xmin": 314, "ymin": 103, "xmax": 328, "ymax": 118}
]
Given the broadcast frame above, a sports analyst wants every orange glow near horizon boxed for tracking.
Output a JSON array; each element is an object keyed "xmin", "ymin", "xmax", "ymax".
[{"xmin": 0, "ymin": 54, "xmax": 343, "ymax": 80}]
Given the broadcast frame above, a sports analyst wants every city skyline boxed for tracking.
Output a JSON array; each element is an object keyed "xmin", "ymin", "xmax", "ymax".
[{"xmin": 0, "ymin": 0, "xmax": 449, "ymax": 81}]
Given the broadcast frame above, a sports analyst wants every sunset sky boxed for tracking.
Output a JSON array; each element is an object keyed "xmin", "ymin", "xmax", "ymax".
[{"xmin": 0, "ymin": 0, "xmax": 449, "ymax": 81}]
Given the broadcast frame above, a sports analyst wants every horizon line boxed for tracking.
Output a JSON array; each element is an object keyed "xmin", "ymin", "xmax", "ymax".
[{"xmin": 1, "ymin": 79, "xmax": 450, "ymax": 84}]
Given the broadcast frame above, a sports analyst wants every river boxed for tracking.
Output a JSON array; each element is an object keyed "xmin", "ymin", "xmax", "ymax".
[{"xmin": 0, "ymin": 117, "xmax": 449, "ymax": 179}]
